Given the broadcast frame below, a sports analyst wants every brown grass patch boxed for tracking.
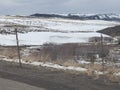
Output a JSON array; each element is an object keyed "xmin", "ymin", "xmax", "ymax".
[{"xmin": 63, "ymin": 60, "xmax": 80, "ymax": 67}]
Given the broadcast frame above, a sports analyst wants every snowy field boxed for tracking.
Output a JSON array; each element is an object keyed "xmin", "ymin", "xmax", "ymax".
[
  {"xmin": 0, "ymin": 16, "xmax": 120, "ymax": 46},
  {"xmin": 0, "ymin": 16, "xmax": 120, "ymax": 32},
  {"xmin": 0, "ymin": 32, "xmax": 110, "ymax": 46}
]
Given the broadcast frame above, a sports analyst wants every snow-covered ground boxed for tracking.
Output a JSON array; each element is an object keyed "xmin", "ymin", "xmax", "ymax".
[
  {"xmin": 0, "ymin": 32, "xmax": 110, "ymax": 46},
  {"xmin": 0, "ymin": 16, "xmax": 120, "ymax": 46},
  {"xmin": 0, "ymin": 16, "xmax": 120, "ymax": 32}
]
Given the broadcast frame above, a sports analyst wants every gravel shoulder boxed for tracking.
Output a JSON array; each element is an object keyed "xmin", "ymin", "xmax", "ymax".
[{"xmin": 0, "ymin": 60, "xmax": 120, "ymax": 90}]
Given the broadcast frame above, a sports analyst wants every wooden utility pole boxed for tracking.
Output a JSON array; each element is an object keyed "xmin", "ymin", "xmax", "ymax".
[
  {"xmin": 15, "ymin": 28, "xmax": 22, "ymax": 68},
  {"xmin": 101, "ymin": 34, "xmax": 105, "ymax": 74}
]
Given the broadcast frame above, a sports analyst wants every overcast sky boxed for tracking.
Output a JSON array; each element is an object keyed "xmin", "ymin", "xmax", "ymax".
[{"xmin": 0, "ymin": 0, "xmax": 120, "ymax": 15}]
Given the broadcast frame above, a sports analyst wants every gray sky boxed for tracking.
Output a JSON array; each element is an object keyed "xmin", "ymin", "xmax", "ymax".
[{"xmin": 0, "ymin": 0, "xmax": 120, "ymax": 15}]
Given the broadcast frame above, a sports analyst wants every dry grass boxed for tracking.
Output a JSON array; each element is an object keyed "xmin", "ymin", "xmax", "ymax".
[
  {"xmin": 85, "ymin": 64, "xmax": 103, "ymax": 71},
  {"xmin": 39, "ymin": 54, "xmax": 51, "ymax": 62},
  {"xmin": 53, "ymin": 59, "xmax": 64, "ymax": 65},
  {"xmin": 63, "ymin": 60, "xmax": 80, "ymax": 67},
  {"xmin": 0, "ymin": 47, "xmax": 18, "ymax": 59},
  {"xmin": 106, "ymin": 67, "xmax": 120, "ymax": 75},
  {"xmin": 106, "ymin": 74, "xmax": 120, "ymax": 83}
]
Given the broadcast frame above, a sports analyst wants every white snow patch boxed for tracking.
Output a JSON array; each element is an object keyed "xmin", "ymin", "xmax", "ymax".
[
  {"xmin": 114, "ymin": 72, "xmax": 120, "ymax": 76},
  {"xmin": 30, "ymin": 62, "xmax": 87, "ymax": 72},
  {"xmin": 2, "ymin": 58, "xmax": 87, "ymax": 72},
  {"xmin": 78, "ymin": 60, "xmax": 90, "ymax": 64},
  {"xmin": 94, "ymin": 71, "xmax": 104, "ymax": 75}
]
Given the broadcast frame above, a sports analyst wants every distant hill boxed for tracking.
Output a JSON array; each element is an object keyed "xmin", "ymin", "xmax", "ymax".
[
  {"xmin": 97, "ymin": 25, "xmax": 120, "ymax": 37},
  {"xmin": 30, "ymin": 13, "xmax": 120, "ymax": 22}
]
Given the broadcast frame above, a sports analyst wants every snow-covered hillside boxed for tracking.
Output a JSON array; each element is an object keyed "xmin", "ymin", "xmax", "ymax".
[{"xmin": 0, "ymin": 16, "xmax": 120, "ymax": 46}]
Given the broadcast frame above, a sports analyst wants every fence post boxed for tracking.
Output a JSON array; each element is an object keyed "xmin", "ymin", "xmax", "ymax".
[
  {"xmin": 101, "ymin": 34, "xmax": 105, "ymax": 74},
  {"xmin": 15, "ymin": 28, "xmax": 22, "ymax": 68}
]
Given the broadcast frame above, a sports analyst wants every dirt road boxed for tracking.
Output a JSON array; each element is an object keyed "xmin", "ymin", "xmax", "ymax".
[{"xmin": 0, "ymin": 60, "xmax": 120, "ymax": 90}]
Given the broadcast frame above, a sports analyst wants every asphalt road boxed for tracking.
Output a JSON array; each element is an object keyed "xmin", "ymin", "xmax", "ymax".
[{"xmin": 0, "ymin": 78, "xmax": 45, "ymax": 90}]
